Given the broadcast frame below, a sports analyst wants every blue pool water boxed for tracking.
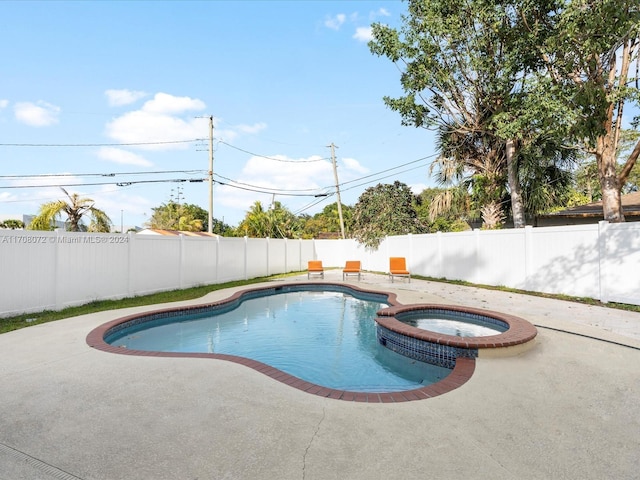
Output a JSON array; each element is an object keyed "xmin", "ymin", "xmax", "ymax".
[
  {"xmin": 106, "ymin": 289, "xmax": 451, "ymax": 392},
  {"xmin": 396, "ymin": 311, "xmax": 508, "ymax": 337}
]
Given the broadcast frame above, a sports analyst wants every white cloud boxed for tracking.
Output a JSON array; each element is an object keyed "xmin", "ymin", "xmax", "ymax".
[
  {"xmin": 105, "ymin": 93, "xmax": 266, "ymax": 151},
  {"xmin": 372, "ymin": 8, "xmax": 390, "ymax": 19},
  {"xmin": 353, "ymin": 27, "xmax": 373, "ymax": 43},
  {"xmin": 341, "ymin": 157, "xmax": 369, "ymax": 174},
  {"xmin": 105, "ymin": 89, "xmax": 147, "ymax": 107},
  {"xmin": 141, "ymin": 92, "xmax": 205, "ymax": 115},
  {"xmin": 325, "ymin": 13, "xmax": 346, "ymax": 30},
  {"xmin": 14, "ymin": 101, "xmax": 60, "ymax": 127},
  {"xmin": 235, "ymin": 122, "xmax": 268, "ymax": 135},
  {"xmin": 97, "ymin": 147, "xmax": 153, "ymax": 167},
  {"xmin": 216, "ymin": 155, "xmax": 334, "ymax": 215},
  {"xmin": 241, "ymin": 155, "xmax": 333, "ymax": 189},
  {"xmin": 106, "ymin": 111, "xmax": 207, "ymax": 150},
  {"xmin": 0, "ymin": 99, "xmax": 8, "ymax": 109},
  {"xmin": 88, "ymin": 186, "xmax": 154, "ymax": 228},
  {"xmin": 6, "ymin": 175, "xmax": 82, "ymax": 214},
  {"xmin": 0, "ymin": 191, "xmax": 16, "ymax": 203},
  {"xmin": 12, "ymin": 174, "xmax": 80, "ymax": 189},
  {"xmin": 104, "ymin": 93, "xmax": 209, "ymax": 150}
]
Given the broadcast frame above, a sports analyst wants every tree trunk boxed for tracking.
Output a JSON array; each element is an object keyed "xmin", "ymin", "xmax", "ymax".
[
  {"xmin": 480, "ymin": 201, "xmax": 504, "ymax": 229},
  {"xmin": 506, "ymin": 138, "xmax": 526, "ymax": 228},
  {"xmin": 597, "ymin": 134, "xmax": 625, "ymax": 222}
]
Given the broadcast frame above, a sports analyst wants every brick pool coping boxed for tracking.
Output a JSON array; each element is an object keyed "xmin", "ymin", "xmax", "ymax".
[
  {"xmin": 376, "ymin": 303, "xmax": 538, "ymax": 350},
  {"xmin": 85, "ymin": 282, "xmax": 540, "ymax": 402}
]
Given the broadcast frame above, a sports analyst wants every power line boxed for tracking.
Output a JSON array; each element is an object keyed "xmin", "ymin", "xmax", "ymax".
[
  {"xmin": 218, "ymin": 141, "xmax": 329, "ymax": 163},
  {"xmin": 292, "ymin": 193, "xmax": 336, "ymax": 216},
  {"xmin": 0, "ymin": 170, "xmax": 206, "ymax": 179},
  {"xmin": 210, "ymin": 153, "xmax": 437, "ymax": 196},
  {"xmin": 0, "ymin": 139, "xmax": 204, "ymax": 147},
  {"xmin": 340, "ymin": 162, "xmax": 434, "ymax": 193},
  {"xmin": 1, "ymin": 178, "xmax": 207, "ymax": 189},
  {"xmin": 213, "ymin": 179, "xmax": 329, "ymax": 197},
  {"xmin": 213, "ymin": 173, "xmax": 330, "ymax": 194},
  {"xmin": 339, "ymin": 153, "xmax": 437, "ymax": 187}
]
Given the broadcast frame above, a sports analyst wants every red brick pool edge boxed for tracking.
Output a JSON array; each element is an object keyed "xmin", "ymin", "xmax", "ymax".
[{"xmin": 86, "ymin": 282, "xmax": 539, "ymax": 402}]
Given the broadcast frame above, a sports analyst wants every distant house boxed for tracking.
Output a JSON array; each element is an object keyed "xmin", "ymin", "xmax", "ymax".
[
  {"xmin": 137, "ymin": 228, "xmax": 218, "ymax": 237},
  {"xmin": 536, "ymin": 192, "xmax": 640, "ymax": 226}
]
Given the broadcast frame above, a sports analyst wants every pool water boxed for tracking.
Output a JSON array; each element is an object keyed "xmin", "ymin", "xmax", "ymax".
[
  {"xmin": 106, "ymin": 290, "xmax": 451, "ymax": 392},
  {"xmin": 397, "ymin": 311, "xmax": 508, "ymax": 337}
]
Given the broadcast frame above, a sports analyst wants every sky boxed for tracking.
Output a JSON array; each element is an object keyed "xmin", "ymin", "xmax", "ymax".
[{"xmin": 0, "ymin": 1, "xmax": 440, "ymax": 230}]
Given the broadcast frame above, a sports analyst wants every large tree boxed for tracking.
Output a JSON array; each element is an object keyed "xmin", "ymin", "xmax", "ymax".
[
  {"xmin": 540, "ymin": 0, "xmax": 640, "ymax": 221},
  {"xmin": 352, "ymin": 181, "xmax": 425, "ymax": 249},
  {"xmin": 370, "ymin": 0, "xmax": 579, "ymax": 228},
  {"xmin": 28, "ymin": 188, "xmax": 111, "ymax": 232},
  {"xmin": 370, "ymin": 1, "xmax": 563, "ymax": 228}
]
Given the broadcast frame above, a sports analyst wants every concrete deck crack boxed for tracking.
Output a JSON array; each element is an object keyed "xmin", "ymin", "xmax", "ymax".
[
  {"xmin": 302, "ymin": 407, "xmax": 326, "ymax": 480},
  {"xmin": 0, "ymin": 442, "xmax": 85, "ymax": 480}
]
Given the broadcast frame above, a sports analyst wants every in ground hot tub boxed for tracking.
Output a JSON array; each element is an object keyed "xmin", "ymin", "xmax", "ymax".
[{"xmin": 375, "ymin": 304, "xmax": 537, "ymax": 368}]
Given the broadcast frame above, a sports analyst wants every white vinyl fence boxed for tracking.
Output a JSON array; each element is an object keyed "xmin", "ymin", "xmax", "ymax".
[
  {"xmin": 314, "ymin": 221, "xmax": 640, "ymax": 306},
  {"xmin": 0, "ymin": 232, "xmax": 315, "ymax": 317},
  {"xmin": 1, "ymin": 221, "xmax": 639, "ymax": 317}
]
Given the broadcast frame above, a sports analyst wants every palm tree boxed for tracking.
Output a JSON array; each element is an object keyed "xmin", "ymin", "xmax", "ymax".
[
  {"xmin": 29, "ymin": 188, "xmax": 112, "ymax": 232},
  {"xmin": 236, "ymin": 201, "xmax": 301, "ymax": 238},
  {"xmin": 431, "ymin": 120, "xmax": 575, "ymax": 228},
  {"xmin": 431, "ymin": 123, "xmax": 507, "ymax": 229},
  {"xmin": 236, "ymin": 201, "xmax": 269, "ymax": 237}
]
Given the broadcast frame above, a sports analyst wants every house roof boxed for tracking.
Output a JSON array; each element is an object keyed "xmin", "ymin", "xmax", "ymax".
[
  {"xmin": 137, "ymin": 228, "xmax": 218, "ymax": 237},
  {"xmin": 546, "ymin": 192, "xmax": 640, "ymax": 218}
]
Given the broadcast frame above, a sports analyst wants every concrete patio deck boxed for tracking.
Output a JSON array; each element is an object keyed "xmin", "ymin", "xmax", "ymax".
[{"xmin": 1, "ymin": 271, "xmax": 639, "ymax": 479}]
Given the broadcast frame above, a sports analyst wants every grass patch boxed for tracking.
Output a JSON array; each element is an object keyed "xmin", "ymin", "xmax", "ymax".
[{"xmin": 0, "ymin": 273, "xmax": 298, "ymax": 335}]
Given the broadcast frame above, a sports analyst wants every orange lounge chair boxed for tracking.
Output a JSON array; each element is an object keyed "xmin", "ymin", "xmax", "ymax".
[
  {"xmin": 307, "ymin": 260, "xmax": 324, "ymax": 279},
  {"xmin": 389, "ymin": 257, "xmax": 410, "ymax": 283},
  {"xmin": 342, "ymin": 260, "xmax": 362, "ymax": 281}
]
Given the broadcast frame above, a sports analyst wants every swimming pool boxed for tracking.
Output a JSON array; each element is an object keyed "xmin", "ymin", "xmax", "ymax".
[
  {"xmin": 103, "ymin": 286, "xmax": 450, "ymax": 393},
  {"xmin": 87, "ymin": 283, "xmax": 536, "ymax": 402}
]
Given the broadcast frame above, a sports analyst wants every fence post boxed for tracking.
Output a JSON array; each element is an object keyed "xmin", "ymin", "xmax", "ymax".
[
  {"xmin": 598, "ymin": 220, "xmax": 609, "ymax": 303},
  {"xmin": 244, "ymin": 236, "xmax": 248, "ymax": 280},
  {"xmin": 179, "ymin": 234, "xmax": 185, "ymax": 289},
  {"xmin": 474, "ymin": 228, "xmax": 481, "ymax": 284},
  {"xmin": 524, "ymin": 226, "xmax": 534, "ymax": 291},
  {"xmin": 215, "ymin": 236, "xmax": 220, "ymax": 284},
  {"xmin": 266, "ymin": 237, "xmax": 270, "ymax": 276},
  {"xmin": 54, "ymin": 230, "xmax": 61, "ymax": 311},
  {"xmin": 436, "ymin": 231, "xmax": 443, "ymax": 278},
  {"xmin": 284, "ymin": 238, "xmax": 288, "ymax": 274},
  {"xmin": 127, "ymin": 231, "xmax": 133, "ymax": 297}
]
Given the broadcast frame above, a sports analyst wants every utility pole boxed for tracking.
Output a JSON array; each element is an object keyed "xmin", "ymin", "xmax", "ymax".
[
  {"xmin": 328, "ymin": 142, "xmax": 345, "ymax": 239},
  {"xmin": 208, "ymin": 115, "xmax": 214, "ymax": 234}
]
